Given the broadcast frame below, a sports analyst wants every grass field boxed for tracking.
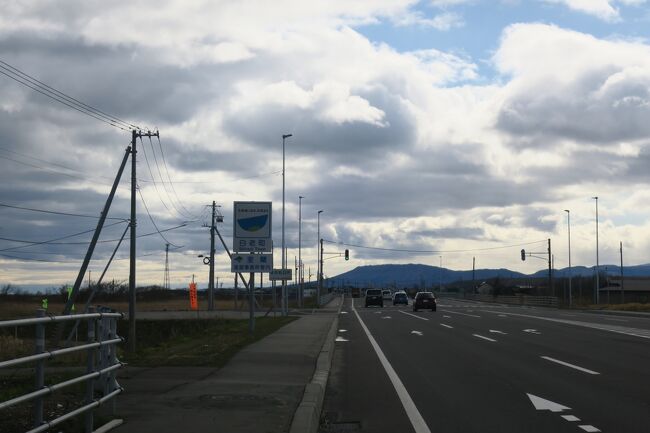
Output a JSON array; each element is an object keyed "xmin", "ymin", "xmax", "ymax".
[{"xmin": 0, "ymin": 315, "xmax": 296, "ymax": 433}]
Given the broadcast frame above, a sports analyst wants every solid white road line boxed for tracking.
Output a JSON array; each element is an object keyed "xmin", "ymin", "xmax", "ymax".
[
  {"xmin": 473, "ymin": 334, "xmax": 497, "ymax": 342},
  {"xmin": 352, "ymin": 303, "xmax": 432, "ymax": 433},
  {"xmin": 441, "ymin": 309, "xmax": 481, "ymax": 318},
  {"xmin": 562, "ymin": 415, "xmax": 580, "ymax": 422},
  {"xmin": 540, "ymin": 356, "xmax": 600, "ymax": 375},
  {"xmin": 440, "ymin": 324, "xmax": 453, "ymax": 329},
  {"xmin": 398, "ymin": 311, "xmax": 430, "ymax": 321}
]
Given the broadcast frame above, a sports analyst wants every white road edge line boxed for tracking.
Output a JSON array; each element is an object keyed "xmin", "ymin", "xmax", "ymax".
[
  {"xmin": 441, "ymin": 309, "xmax": 481, "ymax": 318},
  {"xmin": 473, "ymin": 334, "xmax": 497, "ymax": 342},
  {"xmin": 352, "ymin": 299, "xmax": 432, "ymax": 433},
  {"xmin": 398, "ymin": 310, "xmax": 430, "ymax": 321},
  {"xmin": 540, "ymin": 356, "xmax": 600, "ymax": 375},
  {"xmin": 440, "ymin": 324, "xmax": 453, "ymax": 329}
]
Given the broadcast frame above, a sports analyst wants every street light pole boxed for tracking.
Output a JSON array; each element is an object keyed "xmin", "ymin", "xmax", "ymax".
[
  {"xmin": 593, "ymin": 196, "xmax": 599, "ymax": 304},
  {"xmin": 298, "ymin": 195, "xmax": 304, "ymax": 308},
  {"xmin": 564, "ymin": 209, "xmax": 572, "ymax": 308},
  {"xmin": 282, "ymin": 134, "xmax": 292, "ymax": 316},
  {"xmin": 317, "ymin": 209, "xmax": 323, "ymax": 306}
]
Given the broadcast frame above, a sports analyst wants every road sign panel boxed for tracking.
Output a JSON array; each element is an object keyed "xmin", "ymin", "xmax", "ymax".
[
  {"xmin": 269, "ymin": 268, "xmax": 292, "ymax": 281},
  {"xmin": 233, "ymin": 201, "xmax": 272, "ymax": 252},
  {"xmin": 231, "ymin": 253, "xmax": 273, "ymax": 273}
]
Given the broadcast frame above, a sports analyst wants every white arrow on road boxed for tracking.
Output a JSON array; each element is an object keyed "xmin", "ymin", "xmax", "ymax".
[
  {"xmin": 523, "ymin": 329, "xmax": 541, "ymax": 334},
  {"xmin": 335, "ymin": 336, "xmax": 349, "ymax": 342},
  {"xmin": 411, "ymin": 330, "xmax": 423, "ymax": 336},
  {"xmin": 489, "ymin": 330, "xmax": 507, "ymax": 334},
  {"xmin": 527, "ymin": 394, "xmax": 570, "ymax": 413}
]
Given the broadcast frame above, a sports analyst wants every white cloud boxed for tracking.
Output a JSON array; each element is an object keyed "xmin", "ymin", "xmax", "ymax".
[{"xmin": 541, "ymin": 0, "xmax": 647, "ymax": 21}]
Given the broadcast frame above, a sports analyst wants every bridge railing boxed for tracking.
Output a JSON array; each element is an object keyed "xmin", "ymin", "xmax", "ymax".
[{"xmin": 0, "ymin": 307, "xmax": 124, "ymax": 433}]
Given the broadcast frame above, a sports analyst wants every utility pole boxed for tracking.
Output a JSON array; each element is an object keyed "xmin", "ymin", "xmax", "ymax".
[
  {"xmin": 593, "ymin": 196, "xmax": 600, "ymax": 304},
  {"xmin": 298, "ymin": 195, "xmax": 303, "ymax": 307},
  {"xmin": 565, "ymin": 210, "xmax": 572, "ymax": 307},
  {"xmin": 209, "ymin": 201, "xmax": 216, "ymax": 311},
  {"xmin": 319, "ymin": 238, "xmax": 324, "ymax": 306},
  {"xmin": 129, "ymin": 129, "xmax": 158, "ymax": 352},
  {"xmin": 620, "ymin": 241, "xmax": 624, "ymax": 304},
  {"xmin": 548, "ymin": 238, "xmax": 553, "ymax": 297},
  {"xmin": 281, "ymin": 134, "xmax": 292, "ymax": 319},
  {"xmin": 472, "ymin": 257, "xmax": 475, "ymax": 293},
  {"xmin": 163, "ymin": 243, "xmax": 170, "ymax": 290},
  {"xmin": 249, "ymin": 270, "xmax": 255, "ymax": 334}
]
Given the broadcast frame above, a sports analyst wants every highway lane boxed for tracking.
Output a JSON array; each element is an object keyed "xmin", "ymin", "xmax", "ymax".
[{"xmin": 320, "ymin": 297, "xmax": 650, "ymax": 433}]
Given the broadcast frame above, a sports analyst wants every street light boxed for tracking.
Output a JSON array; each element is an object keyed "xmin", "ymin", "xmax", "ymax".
[
  {"xmin": 317, "ymin": 209, "xmax": 323, "ymax": 305},
  {"xmin": 298, "ymin": 195, "xmax": 304, "ymax": 308},
  {"xmin": 564, "ymin": 209, "xmax": 572, "ymax": 308},
  {"xmin": 592, "ymin": 196, "xmax": 599, "ymax": 304},
  {"xmin": 282, "ymin": 133, "xmax": 292, "ymax": 316}
]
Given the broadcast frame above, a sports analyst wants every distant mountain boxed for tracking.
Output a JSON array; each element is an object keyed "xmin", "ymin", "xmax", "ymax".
[
  {"xmin": 330, "ymin": 263, "xmax": 527, "ymax": 287},
  {"xmin": 330, "ymin": 263, "xmax": 650, "ymax": 287}
]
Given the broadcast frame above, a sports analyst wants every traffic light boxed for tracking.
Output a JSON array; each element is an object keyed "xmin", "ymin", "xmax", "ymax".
[
  {"xmin": 345, "ymin": 249, "xmax": 349, "ymax": 261},
  {"xmin": 521, "ymin": 249, "xmax": 526, "ymax": 261}
]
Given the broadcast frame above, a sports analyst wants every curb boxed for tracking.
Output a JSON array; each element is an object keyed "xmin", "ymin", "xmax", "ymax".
[{"xmin": 289, "ymin": 296, "xmax": 342, "ymax": 433}]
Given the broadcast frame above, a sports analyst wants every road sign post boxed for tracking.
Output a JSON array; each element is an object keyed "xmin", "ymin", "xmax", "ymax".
[{"xmin": 232, "ymin": 202, "xmax": 273, "ymax": 333}]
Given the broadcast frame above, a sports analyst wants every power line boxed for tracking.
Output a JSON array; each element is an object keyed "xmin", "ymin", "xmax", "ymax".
[
  {"xmin": 147, "ymin": 137, "xmax": 191, "ymax": 219},
  {"xmin": 156, "ymin": 136, "xmax": 197, "ymax": 218},
  {"xmin": 0, "ymin": 59, "xmax": 140, "ymax": 131},
  {"xmin": 137, "ymin": 188, "xmax": 183, "ymax": 248},
  {"xmin": 0, "ymin": 202, "xmax": 128, "ymax": 221},
  {"xmin": 0, "ymin": 222, "xmax": 187, "ymax": 248},
  {"xmin": 0, "ymin": 220, "xmax": 127, "ymax": 252},
  {"xmin": 138, "ymin": 137, "xmax": 178, "ymax": 219},
  {"xmin": 321, "ymin": 238, "xmax": 547, "ymax": 254}
]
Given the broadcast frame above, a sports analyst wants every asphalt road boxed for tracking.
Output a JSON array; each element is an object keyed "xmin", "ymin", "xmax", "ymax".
[{"xmin": 320, "ymin": 297, "xmax": 650, "ymax": 433}]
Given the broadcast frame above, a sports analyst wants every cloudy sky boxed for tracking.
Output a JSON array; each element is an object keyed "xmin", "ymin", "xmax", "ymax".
[{"xmin": 2, "ymin": 0, "xmax": 650, "ymax": 289}]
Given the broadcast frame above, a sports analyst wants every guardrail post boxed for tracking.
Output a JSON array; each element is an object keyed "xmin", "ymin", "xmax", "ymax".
[
  {"xmin": 33, "ymin": 308, "xmax": 45, "ymax": 428},
  {"xmin": 108, "ymin": 313, "xmax": 118, "ymax": 415},
  {"xmin": 85, "ymin": 307, "xmax": 96, "ymax": 433}
]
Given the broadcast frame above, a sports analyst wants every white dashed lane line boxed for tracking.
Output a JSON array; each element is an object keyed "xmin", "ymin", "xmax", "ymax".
[
  {"xmin": 540, "ymin": 356, "xmax": 600, "ymax": 375},
  {"xmin": 441, "ymin": 309, "xmax": 481, "ymax": 318},
  {"xmin": 440, "ymin": 324, "xmax": 453, "ymax": 329},
  {"xmin": 472, "ymin": 334, "xmax": 497, "ymax": 342},
  {"xmin": 398, "ymin": 311, "xmax": 430, "ymax": 321}
]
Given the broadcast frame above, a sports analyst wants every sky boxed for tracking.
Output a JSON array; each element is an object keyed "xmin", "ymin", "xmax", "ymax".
[{"xmin": 1, "ymin": 0, "xmax": 650, "ymax": 290}]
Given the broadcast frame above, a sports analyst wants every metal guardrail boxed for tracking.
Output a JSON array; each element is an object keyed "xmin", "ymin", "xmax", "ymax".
[
  {"xmin": 464, "ymin": 293, "xmax": 558, "ymax": 307},
  {"xmin": 0, "ymin": 307, "xmax": 124, "ymax": 433}
]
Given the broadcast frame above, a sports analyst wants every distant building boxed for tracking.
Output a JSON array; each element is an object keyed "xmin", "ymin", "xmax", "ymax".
[{"xmin": 601, "ymin": 276, "xmax": 650, "ymax": 303}]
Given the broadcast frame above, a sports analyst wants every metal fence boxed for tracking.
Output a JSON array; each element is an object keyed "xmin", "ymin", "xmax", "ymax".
[{"xmin": 0, "ymin": 307, "xmax": 124, "ymax": 433}]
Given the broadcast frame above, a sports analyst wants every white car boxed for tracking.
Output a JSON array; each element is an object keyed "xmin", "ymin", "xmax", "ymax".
[{"xmin": 382, "ymin": 290, "xmax": 392, "ymax": 301}]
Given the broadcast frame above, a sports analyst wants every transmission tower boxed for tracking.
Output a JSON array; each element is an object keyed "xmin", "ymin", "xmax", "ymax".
[{"xmin": 163, "ymin": 243, "xmax": 170, "ymax": 290}]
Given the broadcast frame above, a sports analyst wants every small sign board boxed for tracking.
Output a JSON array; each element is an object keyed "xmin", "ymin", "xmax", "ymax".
[
  {"xmin": 231, "ymin": 253, "xmax": 273, "ymax": 273},
  {"xmin": 269, "ymin": 268, "xmax": 292, "ymax": 281},
  {"xmin": 233, "ymin": 201, "xmax": 272, "ymax": 253}
]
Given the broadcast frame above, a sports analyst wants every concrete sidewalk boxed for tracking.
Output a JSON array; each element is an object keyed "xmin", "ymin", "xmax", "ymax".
[{"xmin": 113, "ymin": 299, "xmax": 340, "ymax": 433}]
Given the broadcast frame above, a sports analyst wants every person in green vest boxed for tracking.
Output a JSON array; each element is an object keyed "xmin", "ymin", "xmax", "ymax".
[
  {"xmin": 66, "ymin": 286, "xmax": 75, "ymax": 312},
  {"xmin": 41, "ymin": 298, "xmax": 48, "ymax": 310}
]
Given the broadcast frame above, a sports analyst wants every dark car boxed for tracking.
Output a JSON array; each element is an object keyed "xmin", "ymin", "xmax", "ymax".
[
  {"xmin": 393, "ymin": 291, "xmax": 408, "ymax": 306},
  {"xmin": 365, "ymin": 289, "xmax": 383, "ymax": 307},
  {"xmin": 413, "ymin": 291, "xmax": 436, "ymax": 311}
]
